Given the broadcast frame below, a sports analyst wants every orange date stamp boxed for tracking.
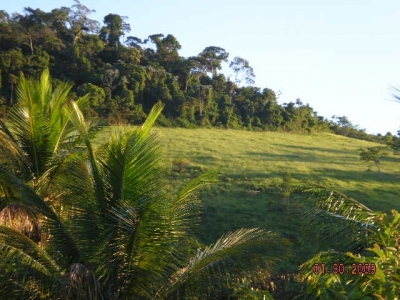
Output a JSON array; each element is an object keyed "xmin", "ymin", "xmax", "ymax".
[{"xmin": 313, "ymin": 263, "xmax": 376, "ymax": 275}]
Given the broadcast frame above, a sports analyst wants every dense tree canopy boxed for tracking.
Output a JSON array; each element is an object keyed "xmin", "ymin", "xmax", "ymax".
[{"xmin": 0, "ymin": 1, "xmax": 380, "ymax": 140}]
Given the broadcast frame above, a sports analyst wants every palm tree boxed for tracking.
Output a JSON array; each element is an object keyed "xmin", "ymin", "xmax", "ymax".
[
  {"xmin": 0, "ymin": 71, "xmax": 291, "ymax": 299},
  {"xmin": 0, "ymin": 69, "xmax": 91, "ymax": 241},
  {"xmin": 0, "ymin": 69, "xmax": 91, "ymax": 183}
]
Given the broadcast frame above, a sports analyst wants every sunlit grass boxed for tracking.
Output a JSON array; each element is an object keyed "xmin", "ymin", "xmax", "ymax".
[{"xmin": 94, "ymin": 127, "xmax": 400, "ymax": 248}]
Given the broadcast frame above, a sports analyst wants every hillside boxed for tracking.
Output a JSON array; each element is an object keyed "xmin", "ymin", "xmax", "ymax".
[{"xmin": 95, "ymin": 127, "xmax": 400, "ymax": 249}]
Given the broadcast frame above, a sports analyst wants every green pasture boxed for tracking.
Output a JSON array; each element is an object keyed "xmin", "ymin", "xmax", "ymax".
[{"xmin": 94, "ymin": 127, "xmax": 400, "ymax": 262}]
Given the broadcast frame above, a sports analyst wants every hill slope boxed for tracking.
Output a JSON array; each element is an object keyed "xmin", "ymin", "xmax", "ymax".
[{"xmin": 96, "ymin": 127, "xmax": 400, "ymax": 255}]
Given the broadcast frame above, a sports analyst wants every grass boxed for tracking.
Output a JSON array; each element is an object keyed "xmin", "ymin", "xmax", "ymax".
[{"xmin": 94, "ymin": 126, "xmax": 400, "ymax": 271}]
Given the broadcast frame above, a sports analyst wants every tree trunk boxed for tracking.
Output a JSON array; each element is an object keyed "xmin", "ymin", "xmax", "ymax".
[
  {"xmin": 376, "ymin": 162, "xmax": 382, "ymax": 180},
  {"xmin": 184, "ymin": 78, "xmax": 188, "ymax": 92},
  {"xmin": 29, "ymin": 34, "xmax": 34, "ymax": 54},
  {"xmin": 73, "ymin": 30, "xmax": 83, "ymax": 46},
  {"xmin": 199, "ymin": 92, "xmax": 203, "ymax": 117}
]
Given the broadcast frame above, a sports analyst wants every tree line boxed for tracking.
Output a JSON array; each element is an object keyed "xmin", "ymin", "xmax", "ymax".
[{"xmin": 0, "ymin": 1, "xmax": 385, "ymax": 141}]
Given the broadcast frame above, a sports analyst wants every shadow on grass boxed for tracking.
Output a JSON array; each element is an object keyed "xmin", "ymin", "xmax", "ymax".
[
  {"xmin": 277, "ymin": 144, "xmax": 355, "ymax": 155},
  {"xmin": 245, "ymin": 151, "xmax": 356, "ymax": 164},
  {"xmin": 381, "ymin": 155, "xmax": 400, "ymax": 163},
  {"xmin": 221, "ymin": 167, "xmax": 398, "ymax": 183}
]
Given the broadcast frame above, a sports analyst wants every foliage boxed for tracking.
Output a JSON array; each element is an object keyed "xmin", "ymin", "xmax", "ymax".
[
  {"xmin": 299, "ymin": 186, "xmax": 400, "ymax": 299},
  {"xmin": 0, "ymin": 71, "xmax": 292, "ymax": 299},
  {"xmin": 172, "ymin": 157, "xmax": 190, "ymax": 173},
  {"xmin": 230, "ymin": 278, "xmax": 274, "ymax": 300},
  {"xmin": 359, "ymin": 146, "xmax": 387, "ymax": 179},
  {"xmin": 0, "ymin": 3, "xmax": 382, "ymax": 140}
]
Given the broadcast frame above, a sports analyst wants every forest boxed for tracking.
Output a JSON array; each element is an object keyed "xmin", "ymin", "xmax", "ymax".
[
  {"xmin": 0, "ymin": 1, "xmax": 400, "ymax": 299},
  {"xmin": 0, "ymin": 1, "xmax": 396, "ymax": 142}
]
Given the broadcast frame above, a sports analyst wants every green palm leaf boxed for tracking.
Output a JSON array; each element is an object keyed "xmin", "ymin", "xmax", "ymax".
[
  {"xmin": 0, "ymin": 225, "xmax": 60, "ymax": 275},
  {"xmin": 109, "ymin": 170, "xmax": 218, "ymax": 298},
  {"xmin": 5, "ymin": 69, "xmax": 90, "ymax": 181},
  {"xmin": 307, "ymin": 185, "xmax": 375, "ymax": 221},
  {"xmin": 0, "ymin": 225, "xmax": 61, "ymax": 298},
  {"xmin": 67, "ymin": 100, "xmax": 106, "ymax": 212},
  {"xmin": 300, "ymin": 185, "xmax": 378, "ymax": 253},
  {"xmin": 0, "ymin": 165, "xmax": 82, "ymax": 269},
  {"xmin": 0, "ymin": 119, "xmax": 29, "ymax": 178},
  {"xmin": 156, "ymin": 228, "xmax": 291, "ymax": 299},
  {"xmin": 165, "ymin": 169, "xmax": 219, "ymax": 238}
]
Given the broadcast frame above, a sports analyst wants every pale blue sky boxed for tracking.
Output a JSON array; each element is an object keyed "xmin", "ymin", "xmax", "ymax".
[{"xmin": 4, "ymin": 0, "xmax": 400, "ymax": 134}]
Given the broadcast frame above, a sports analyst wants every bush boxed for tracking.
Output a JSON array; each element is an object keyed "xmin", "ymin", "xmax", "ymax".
[{"xmin": 172, "ymin": 158, "xmax": 190, "ymax": 173}]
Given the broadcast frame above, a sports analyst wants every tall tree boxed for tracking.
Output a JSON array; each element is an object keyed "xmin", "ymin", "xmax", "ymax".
[
  {"xmin": 0, "ymin": 10, "xmax": 8, "ymax": 23},
  {"xmin": 198, "ymin": 46, "xmax": 229, "ymax": 77},
  {"xmin": 46, "ymin": 1, "xmax": 99, "ymax": 47},
  {"xmin": 229, "ymin": 56, "xmax": 255, "ymax": 86},
  {"xmin": 8, "ymin": 74, "xmax": 18, "ymax": 104},
  {"xmin": 100, "ymin": 13, "xmax": 130, "ymax": 47},
  {"xmin": 68, "ymin": 0, "xmax": 100, "ymax": 46},
  {"xmin": 143, "ymin": 34, "xmax": 183, "ymax": 72},
  {"xmin": 11, "ymin": 7, "xmax": 47, "ymax": 54}
]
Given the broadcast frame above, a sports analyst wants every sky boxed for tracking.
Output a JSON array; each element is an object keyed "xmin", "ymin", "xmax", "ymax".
[{"xmin": 3, "ymin": 0, "xmax": 400, "ymax": 135}]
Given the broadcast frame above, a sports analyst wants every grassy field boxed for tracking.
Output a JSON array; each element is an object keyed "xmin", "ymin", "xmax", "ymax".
[{"xmin": 94, "ymin": 126, "xmax": 400, "ymax": 269}]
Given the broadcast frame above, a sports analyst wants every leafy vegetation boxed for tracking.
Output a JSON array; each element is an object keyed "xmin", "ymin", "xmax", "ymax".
[
  {"xmin": 299, "ymin": 188, "xmax": 400, "ymax": 299},
  {"xmin": 0, "ymin": 2, "xmax": 387, "ymax": 142},
  {"xmin": 359, "ymin": 146, "xmax": 388, "ymax": 179},
  {"xmin": 2, "ymin": 70, "xmax": 399, "ymax": 297},
  {"xmin": 1, "ymin": 2, "xmax": 400, "ymax": 298},
  {"xmin": 0, "ymin": 71, "xmax": 292, "ymax": 299}
]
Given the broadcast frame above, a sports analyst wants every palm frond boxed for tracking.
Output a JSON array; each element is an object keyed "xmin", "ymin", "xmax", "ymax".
[
  {"xmin": 0, "ymin": 119, "xmax": 29, "ymax": 176},
  {"xmin": 101, "ymin": 130, "xmax": 164, "ymax": 210},
  {"xmin": 49, "ymin": 84, "xmax": 76, "ymax": 152},
  {"xmin": 94, "ymin": 130, "xmax": 165, "ymax": 296},
  {"xmin": 140, "ymin": 101, "xmax": 163, "ymax": 137},
  {"xmin": 10, "ymin": 102, "xmax": 51, "ymax": 179},
  {"xmin": 163, "ymin": 169, "xmax": 219, "ymax": 240},
  {"xmin": 0, "ymin": 165, "xmax": 82, "ymax": 268},
  {"xmin": 309, "ymin": 186, "xmax": 375, "ymax": 221},
  {"xmin": 156, "ymin": 228, "xmax": 291, "ymax": 299},
  {"xmin": 7, "ymin": 69, "xmax": 92, "ymax": 181},
  {"xmin": 0, "ymin": 225, "xmax": 60, "ymax": 275},
  {"xmin": 93, "ymin": 107, "xmax": 216, "ymax": 297},
  {"xmin": 300, "ymin": 185, "xmax": 378, "ymax": 253},
  {"xmin": 45, "ymin": 103, "xmax": 165, "ymax": 297},
  {"xmin": 0, "ymin": 226, "xmax": 60, "ymax": 298},
  {"xmin": 67, "ymin": 101, "xmax": 105, "ymax": 212},
  {"xmin": 50, "ymin": 154, "xmax": 103, "ymax": 261},
  {"xmin": 97, "ymin": 144, "xmax": 218, "ymax": 297},
  {"xmin": 11, "ymin": 71, "xmax": 54, "ymax": 178}
]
